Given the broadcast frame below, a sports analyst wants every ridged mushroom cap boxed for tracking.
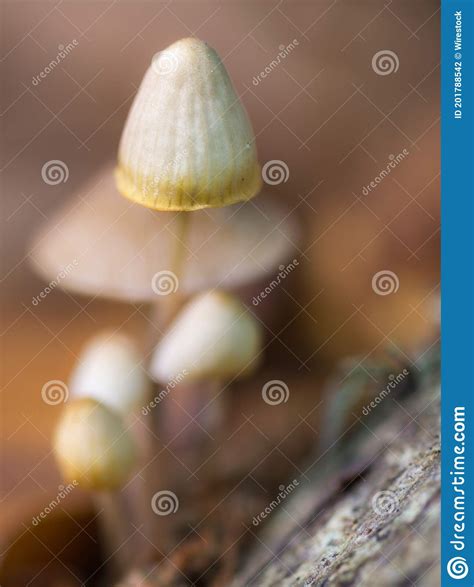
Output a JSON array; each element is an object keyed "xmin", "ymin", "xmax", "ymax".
[
  {"xmin": 29, "ymin": 164, "xmax": 299, "ymax": 302},
  {"xmin": 116, "ymin": 37, "xmax": 261, "ymax": 211},
  {"xmin": 150, "ymin": 290, "xmax": 262, "ymax": 383}
]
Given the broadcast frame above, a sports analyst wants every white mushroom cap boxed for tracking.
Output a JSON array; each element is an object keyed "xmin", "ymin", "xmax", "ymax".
[
  {"xmin": 53, "ymin": 398, "xmax": 136, "ymax": 491},
  {"xmin": 69, "ymin": 331, "xmax": 150, "ymax": 415},
  {"xmin": 116, "ymin": 38, "xmax": 261, "ymax": 211},
  {"xmin": 150, "ymin": 290, "xmax": 262, "ymax": 383},
  {"xmin": 29, "ymin": 164, "xmax": 299, "ymax": 302}
]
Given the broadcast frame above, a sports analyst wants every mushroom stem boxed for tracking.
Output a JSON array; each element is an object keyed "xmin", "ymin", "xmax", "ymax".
[{"xmin": 94, "ymin": 492, "xmax": 135, "ymax": 579}]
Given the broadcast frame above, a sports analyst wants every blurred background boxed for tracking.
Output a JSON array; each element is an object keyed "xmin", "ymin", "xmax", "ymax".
[{"xmin": 1, "ymin": 0, "xmax": 439, "ymax": 584}]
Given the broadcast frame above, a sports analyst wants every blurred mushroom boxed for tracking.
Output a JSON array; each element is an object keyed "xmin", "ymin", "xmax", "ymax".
[
  {"xmin": 53, "ymin": 398, "xmax": 138, "ymax": 574},
  {"xmin": 54, "ymin": 398, "xmax": 136, "ymax": 490},
  {"xmin": 29, "ymin": 164, "xmax": 298, "ymax": 307},
  {"xmin": 149, "ymin": 290, "xmax": 262, "ymax": 444},
  {"xmin": 69, "ymin": 331, "xmax": 151, "ymax": 417}
]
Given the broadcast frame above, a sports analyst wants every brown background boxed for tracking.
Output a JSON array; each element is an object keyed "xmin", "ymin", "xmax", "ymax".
[{"xmin": 1, "ymin": 0, "xmax": 439, "ymax": 543}]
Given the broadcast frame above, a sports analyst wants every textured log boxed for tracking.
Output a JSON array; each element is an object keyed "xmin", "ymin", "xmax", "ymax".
[{"xmin": 232, "ymin": 363, "xmax": 440, "ymax": 587}]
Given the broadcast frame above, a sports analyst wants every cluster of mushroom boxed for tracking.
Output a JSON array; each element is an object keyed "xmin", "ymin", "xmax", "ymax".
[{"xmin": 31, "ymin": 37, "xmax": 299, "ymax": 568}]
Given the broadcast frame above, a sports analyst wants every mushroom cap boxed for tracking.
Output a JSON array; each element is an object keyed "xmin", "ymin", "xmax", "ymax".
[
  {"xmin": 116, "ymin": 37, "xmax": 261, "ymax": 211},
  {"xmin": 69, "ymin": 331, "xmax": 150, "ymax": 415},
  {"xmin": 29, "ymin": 164, "xmax": 299, "ymax": 302},
  {"xmin": 150, "ymin": 290, "xmax": 262, "ymax": 383},
  {"xmin": 53, "ymin": 398, "xmax": 136, "ymax": 491}
]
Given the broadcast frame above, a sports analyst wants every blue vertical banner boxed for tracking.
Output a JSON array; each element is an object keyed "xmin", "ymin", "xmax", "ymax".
[{"xmin": 442, "ymin": 0, "xmax": 474, "ymax": 585}]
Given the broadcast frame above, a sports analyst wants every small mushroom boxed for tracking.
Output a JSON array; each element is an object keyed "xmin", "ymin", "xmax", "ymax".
[
  {"xmin": 150, "ymin": 290, "xmax": 262, "ymax": 383},
  {"xmin": 149, "ymin": 290, "xmax": 262, "ymax": 443},
  {"xmin": 53, "ymin": 398, "xmax": 138, "ymax": 574},
  {"xmin": 29, "ymin": 164, "xmax": 298, "ymax": 303},
  {"xmin": 53, "ymin": 397, "xmax": 136, "ymax": 490},
  {"xmin": 69, "ymin": 331, "xmax": 150, "ymax": 416},
  {"xmin": 116, "ymin": 37, "xmax": 261, "ymax": 212}
]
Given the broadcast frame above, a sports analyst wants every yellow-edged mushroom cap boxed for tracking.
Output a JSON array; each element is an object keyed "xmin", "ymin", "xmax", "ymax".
[{"xmin": 116, "ymin": 37, "xmax": 261, "ymax": 211}]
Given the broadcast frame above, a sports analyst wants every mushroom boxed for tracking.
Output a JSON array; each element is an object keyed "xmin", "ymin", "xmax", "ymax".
[
  {"xmin": 53, "ymin": 398, "xmax": 137, "ymax": 574},
  {"xmin": 53, "ymin": 397, "xmax": 136, "ymax": 490},
  {"xmin": 116, "ymin": 37, "xmax": 261, "ymax": 212},
  {"xmin": 29, "ymin": 163, "xmax": 299, "ymax": 305},
  {"xmin": 149, "ymin": 290, "xmax": 263, "ymax": 446},
  {"xmin": 69, "ymin": 331, "xmax": 150, "ymax": 417}
]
